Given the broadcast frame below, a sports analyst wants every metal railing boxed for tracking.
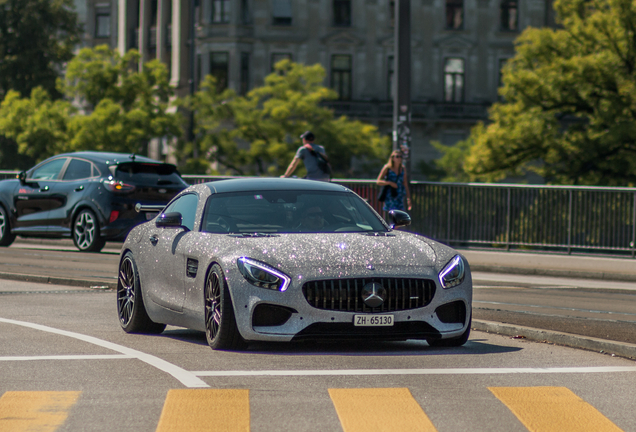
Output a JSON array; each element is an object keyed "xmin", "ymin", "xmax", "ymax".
[
  {"xmin": 2, "ymin": 170, "xmax": 634, "ymax": 257},
  {"xmin": 184, "ymin": 175, "xmax": 636, "ymax": 258}
]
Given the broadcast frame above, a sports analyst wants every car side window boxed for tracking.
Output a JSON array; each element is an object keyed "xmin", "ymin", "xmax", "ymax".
[
  {"xmin": 164, "ymin": 193, "xmax": 198, "ymax": 231},
  {"xmin": 62, "ymin": 159, "xmax": 94, "ymax": 181},
  {"xmin": 30, "ymin": 158, "xmax": 67, "ymax": 180}
]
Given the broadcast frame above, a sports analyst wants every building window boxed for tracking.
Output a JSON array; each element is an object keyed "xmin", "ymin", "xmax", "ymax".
[
  {"xmin": 212, "ymin": 0, "xmax": 230, "ymax": 23},
  {"xmin": 387, "ymin": 56, "xmax": 395, "ymax": 101},
  {"xmin": 389, "ymin": 0, "xmax": 395, "ymax": 27},
  {"xmin": 271, "ymin": 53, "xmax": 292, "ymax": 72},
  {"xmin": 444, "ymin": 58, "xmax": 464, "ymax": 103},
  {"xmin": 241, "ymin": 0, "xmax": 250, "ymax": 24},
  {"xmin": 333, "ymin": 0, "xmax": 351, "ymax": 27},
  {"xmin": 500, "ymin": 0, "xmax": 518, "ymax": 31},
  {"xmin": 331, "ymin": 55, "xmax": 352, "ymax": 101},
  {"xmin": 210, "ymin": 52, "xmax": 229, "ymax": 92},
  {"xmin": 446, "ymin": 0, "xmax": 463, "ymax": 30},
  {"xmin": 240, "ymin": 52, "xmax": 250, "ymax": 95},
  {"xmin": 272, "ymin": 0, "xmax": 292, "ymax": 26},
  {"xmin": 95, "ymin": 3, "xmax": 111, "ymax": 38}
]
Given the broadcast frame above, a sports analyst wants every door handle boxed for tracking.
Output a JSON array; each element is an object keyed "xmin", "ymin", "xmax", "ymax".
[
  {"xmin": 39, "ymin": 186, "xmax": 49, "ymax": 192},
  {"xmin": 149, "ymin": 235, "xmax": 158, "ymax": 246},
  {"xmin": 75, "ymin": 186, "xmax": 84, "ymax": 192}
]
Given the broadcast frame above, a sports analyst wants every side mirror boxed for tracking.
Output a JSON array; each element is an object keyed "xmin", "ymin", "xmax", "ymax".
[
  {"xmin": 388, "ymin": 210, "xmax": 411, "ymax": 229},
  {"xmin": 155, "ymin": 212, "xmax": 187, "ymax": 230},
  {"xmin": 18, "ymin": 171, "xmax": 27, "ymax": 185}
]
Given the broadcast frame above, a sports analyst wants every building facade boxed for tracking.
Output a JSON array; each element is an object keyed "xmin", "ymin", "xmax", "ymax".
[{"xmin": 77, "ymin": 0, "xmax": 556, "ymax": 178}]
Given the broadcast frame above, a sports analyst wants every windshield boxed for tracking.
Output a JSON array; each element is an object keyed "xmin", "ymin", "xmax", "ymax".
[{"xmin": 201, "ymin": 190, "xmax": 387, "ymax": 234}]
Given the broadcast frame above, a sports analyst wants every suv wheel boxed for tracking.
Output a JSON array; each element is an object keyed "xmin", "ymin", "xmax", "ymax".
[
  {"xmin": 73, "ymin": 209, "xmax": 105, "ymax": 252},
  {"xmin": 0, "ymin": 205, "xmax": 16, "ymax": 247}
]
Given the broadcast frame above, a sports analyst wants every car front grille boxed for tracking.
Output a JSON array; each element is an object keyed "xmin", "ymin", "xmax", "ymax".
[{"xmin": 302, "ymin": 278, "xmax": 436, "ymax": 313}]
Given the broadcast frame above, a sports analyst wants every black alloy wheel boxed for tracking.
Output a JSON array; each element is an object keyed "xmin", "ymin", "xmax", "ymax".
[
  {"xmin": 117, "ymin": 252, "xmax": 166, "ymax": 334},
  {"xmin": 0, "ymin": 205, "xmax": 16, "ymax": 247},
  {"xmin": 204, "ymin": 264, "xmax": 246, "ymax": 350},
  {"xmin": 73, "ymin": 209, "xmax": 106, "ymax": 252}
]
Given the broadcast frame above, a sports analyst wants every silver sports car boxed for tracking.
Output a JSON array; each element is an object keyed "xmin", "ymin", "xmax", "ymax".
[{"xmin": 116, "ymin": 178, "xmax": 472, "ymax": 350}]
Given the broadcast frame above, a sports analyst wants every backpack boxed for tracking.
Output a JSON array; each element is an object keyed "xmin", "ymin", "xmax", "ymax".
[{"xmin": 304, "ymin": 144, "xmax": 332, "ymax": 176}]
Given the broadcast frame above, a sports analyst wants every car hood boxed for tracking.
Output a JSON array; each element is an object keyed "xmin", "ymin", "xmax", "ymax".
[{"xmin": 207, "ymin": 231, "xmax": 460, "ymax": 279}]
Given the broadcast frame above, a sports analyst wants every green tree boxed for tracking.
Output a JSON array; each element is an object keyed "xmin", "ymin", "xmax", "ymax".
[
  {"xmin": 0, "ymin": 87, "xmax": 74, "ymax": 160},
  {"xmin": 186, "ymin": 60, "xmax": 388, "ymax": 176},
  {"xmin": 417, "ymin": 139, "xmax": 472, "ymax": 182},
  {"xmin": 0, "ymin": 0, "xmax": 81, "ymax": 99},
  {"xmin": 467, "ymin": 0, "xmax": 636, "ymax": 186},
  {"xmin": 0, "ymin": 45, "xmax": 183, "ymax": 162}
]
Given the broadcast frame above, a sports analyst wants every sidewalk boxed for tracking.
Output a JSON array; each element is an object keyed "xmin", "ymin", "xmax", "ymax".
[{"xmin": 458, "ymin": 248, "xmax": 636, "ymax": 282}]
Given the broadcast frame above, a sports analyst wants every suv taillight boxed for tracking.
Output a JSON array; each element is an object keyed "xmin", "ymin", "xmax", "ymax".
[{"xmin": 103, "ymin": 180, "xmax": 136, "ymax": 193}]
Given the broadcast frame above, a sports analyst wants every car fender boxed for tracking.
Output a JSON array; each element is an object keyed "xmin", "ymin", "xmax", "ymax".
[
  {"xmin": 69, "ymin": 200, "xmax": 106, "ymax": 228},
  {"xmin": 0, "ymin": 181, "xmax": 19, "ymax": 227}
]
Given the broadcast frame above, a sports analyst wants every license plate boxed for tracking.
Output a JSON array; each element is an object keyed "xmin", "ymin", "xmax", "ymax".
[
  {"xmin": 145, "ymin": 212, "xmax": 159, "ymax": 220},
  {"xmin": 353, "ymin": 314, "xmax": 394, "ymax": 327}
]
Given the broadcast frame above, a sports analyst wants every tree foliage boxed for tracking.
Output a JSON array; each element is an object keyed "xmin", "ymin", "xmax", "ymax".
[
  {"xmin": 185, "ymin": 60, "xmax": 388, "ymax": 176},
  {"xmin": 418, "ymin": 139, "xmax": 472, "ymax": 182},
  {"xmin": 0, "ymin": 45, "xmax": 182, "ymax": 162},
  {"xmin": 467, "ymin": 0, "xmax": 636, "ymax": 186},
  {"xmin": 0, "ymin": 0, "xmax": 81, "ymax": 99}
]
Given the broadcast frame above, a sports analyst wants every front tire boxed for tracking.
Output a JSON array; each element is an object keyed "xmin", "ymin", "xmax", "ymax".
[
  {"xmin": 73, "ymin": 209, "xmax": 105, "ymax": 252},
  {"xmin": 204, "ymin": 264, "xmax": 246, "ymax": 350},
  {"xmin": 117, "ymin": 252, "xmax": 166, "ymax": 334},
  {"xmin": 0, "ymin": 205, "xmax": 16, "ymax": 247},
  {"xmin": 427, "ymin": 317, "xmax": 471, "ymax": 348}
]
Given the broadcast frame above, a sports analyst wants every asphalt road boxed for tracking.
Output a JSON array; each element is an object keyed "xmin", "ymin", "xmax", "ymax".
[
  {"xmin": 1, "ymin": 239, "xmax": 634, "ymax": 350},
  {"xmin": 1, "ymin": 280, "xmax": 635, "ymax": 432}
]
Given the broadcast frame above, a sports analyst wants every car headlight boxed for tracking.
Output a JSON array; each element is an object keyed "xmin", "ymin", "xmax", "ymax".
[
  {"xmin": 438, "ymin": 255, "xmax": 465, "ymax": 289},
  {"xmin": 237, "ymin": 257, "xmax": 290, "ymax": 292}
]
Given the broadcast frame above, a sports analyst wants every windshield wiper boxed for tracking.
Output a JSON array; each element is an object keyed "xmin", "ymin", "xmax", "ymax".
[{"xmin": 228, "ymin": 233, "xmax": 280, "ymax": 238}]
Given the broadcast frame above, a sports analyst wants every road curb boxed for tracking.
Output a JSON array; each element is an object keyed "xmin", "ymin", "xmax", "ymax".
[
  {"xmin": 469, "ymin": 264, "xmax": 636, "ymax": 282},
  {"xmin": 473, "ymin": 319, "xmax": 636, "ymax": 360},
  {"xmin": 0, "ymin": 272, "xmax": 117, "ymax": 290}
]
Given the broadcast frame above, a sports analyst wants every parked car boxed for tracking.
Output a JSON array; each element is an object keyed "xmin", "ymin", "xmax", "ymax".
[
  {"xmin": 0, "ymin": 151, "xmax": 188, "ymax": 252},
  {"xmin": 117, "ymin": 178, "xmax": 472, "ymax": 350}
]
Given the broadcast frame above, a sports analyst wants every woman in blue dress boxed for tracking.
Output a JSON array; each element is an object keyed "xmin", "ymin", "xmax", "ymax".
[{"xmin": 376, "ymin": 150, "xmax": 412, "ymax": 213}]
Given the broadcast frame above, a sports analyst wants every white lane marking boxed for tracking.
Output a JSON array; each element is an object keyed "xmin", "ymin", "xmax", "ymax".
[
  {"xmin": 0, "ymin": 354, "xmax": 133, "ymax": 361},
  {"xmin": 0, "ymin": 317, "xmax": 209, "ymax": 388},
  {"xmin": 192, "ymin": 366, "xmax": 636, "ymax": 377}
]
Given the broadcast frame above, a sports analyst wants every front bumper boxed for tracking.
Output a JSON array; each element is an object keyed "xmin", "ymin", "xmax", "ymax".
[{"xmin": 224, "ymin": 265, "xmax": 472, "ymax": 343}]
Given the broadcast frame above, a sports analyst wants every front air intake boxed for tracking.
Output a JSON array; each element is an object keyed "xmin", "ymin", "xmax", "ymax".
[{"xmin": 302, "ymin": 278, "xmax": 435, "ymax": 313}]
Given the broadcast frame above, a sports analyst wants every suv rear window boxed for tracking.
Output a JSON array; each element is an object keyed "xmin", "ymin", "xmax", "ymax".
[{"xmin": 112, "ymin": 163, "xmax": 184, "ymax": 185}]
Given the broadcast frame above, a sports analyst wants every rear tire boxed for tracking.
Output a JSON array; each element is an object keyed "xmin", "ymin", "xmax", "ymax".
[
  {"xmin": 0, "ymin": 205, "xmax": 15, "ymax": 247},
  {"xmin": 204, "ymin": 264, "xmax": 246, "ymax": 350},
  {"xmin": 73, "ymin": 209, "xmax": 105, "ymax": 252},
  {"xmin": 117, "ymin": 252, "xmax": 166, "ymax": 334},
  {"xmin": 428, "ymin": 317, "xmax": 471, "ymax": 347}
]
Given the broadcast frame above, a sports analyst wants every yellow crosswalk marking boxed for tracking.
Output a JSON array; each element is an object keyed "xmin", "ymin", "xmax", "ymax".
[
  {"xmin": 489, "ymin": 386, "xmax": 624, "ymax": 432},
  {"xmin": 155, "ymin": 389, "xmax": 250, "ymax": 432},
  {"xmin": 329, "ymin": 388, "xmax": 438, "ymax": 432},
  {"xmin": 0, "ymin": 391, "xmax": 80, "ymax": 432}
]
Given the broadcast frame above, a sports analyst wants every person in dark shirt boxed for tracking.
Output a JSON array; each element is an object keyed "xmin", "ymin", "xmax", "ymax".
[{"xmin": 281, "ymin": 131, "xmax": 330, "ymax": 181}]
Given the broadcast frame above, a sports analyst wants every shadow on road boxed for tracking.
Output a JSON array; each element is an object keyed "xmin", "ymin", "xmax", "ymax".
[{"xmin": 159, "ymin": 329, "xmax": 521, "ymax": 356}]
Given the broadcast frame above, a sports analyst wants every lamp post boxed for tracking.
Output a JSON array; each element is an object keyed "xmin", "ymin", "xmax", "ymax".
[{"xmin": 393, "ymin": 0, "xmax": 411, "ymax": 178}]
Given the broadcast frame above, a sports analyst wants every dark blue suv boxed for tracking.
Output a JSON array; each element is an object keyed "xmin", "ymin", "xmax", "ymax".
[{"xmin": 0, "ymin": 151, "xmax": 188, "ymax": 252}]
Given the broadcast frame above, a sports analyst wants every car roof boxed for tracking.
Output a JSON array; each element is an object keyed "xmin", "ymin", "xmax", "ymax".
[
  {"xmin": 53, "ymin": 151, "xmax": 165, "ymax": 166},
  {"xmin": 205, "ymin": 178, "xmax": 350, "ymax": 194}
]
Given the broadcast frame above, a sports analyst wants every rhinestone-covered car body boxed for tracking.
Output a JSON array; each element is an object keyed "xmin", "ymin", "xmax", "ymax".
[{"xmin": 119, "ymin": 178, "xmax": 472, "ymax": 348}]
